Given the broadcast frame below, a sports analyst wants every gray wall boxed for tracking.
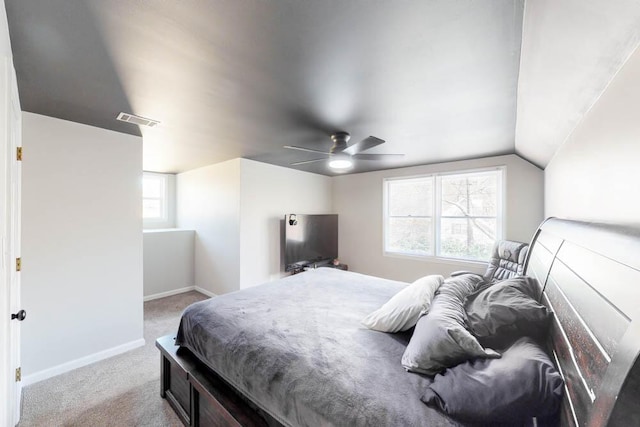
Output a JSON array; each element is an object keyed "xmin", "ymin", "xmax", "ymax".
[
  {"xmin": 333, "ymin": 154, "xmax": 544, "ymax": 282},
  {"xmin": 143, "ymin": 230, "xmax": 194, "ymax": 299}
]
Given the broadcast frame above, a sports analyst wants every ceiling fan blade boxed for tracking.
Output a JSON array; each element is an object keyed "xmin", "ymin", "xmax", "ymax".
[
  {"xmin": 284, "ymin": 145, "xmax": 332, "ymax": 155},
  {"xmin": 343, "ymin": 136, "xmax": 385, "ymax": 155},
  {"xmin": 352, "ymin": 153, "xmax": 405, "ymax": 161},
  {"xmin": 290, "ymin": 158, "xmax": 328, "ymax": 166}
]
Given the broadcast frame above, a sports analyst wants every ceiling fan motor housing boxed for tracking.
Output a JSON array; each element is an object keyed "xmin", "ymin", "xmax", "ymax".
[{"xmin": 330, "ymin": 131, "xmax": 350, "ymax": 153}]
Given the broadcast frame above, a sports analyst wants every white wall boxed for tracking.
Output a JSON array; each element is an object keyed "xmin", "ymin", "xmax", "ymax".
[
  {"xmin": 545, "ymin": 44, "xmax": 640, "ymax": 225},
  {"xmin": 143, "ymin": 229, "xmax": 194, "ymax": 299},
  {"xmin": 21, "ymin": 113, "xmax": 144, "ymax": 380},
  {"xmin": 177, "ymin": 159, "xmax": 241, "ymax": 295},
  {"xmin": 177, "ymin": 158, "xmax": 333, "ymax": 294},
  {"xmin": 333, "ymin": 154, "xmax": 543, "ymax": 282},
  {"xmin": 239, "ymin": 159, "xmax": 332, "ymax": 288}
]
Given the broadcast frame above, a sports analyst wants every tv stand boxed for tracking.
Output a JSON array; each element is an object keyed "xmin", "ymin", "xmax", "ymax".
[
  {"xmin": 326, "ymin": 263, "xmax": 348, "ymax": 271},
  {"xmin": 290, "ymin": 262, "xmax": 348, "ymax": 275}
]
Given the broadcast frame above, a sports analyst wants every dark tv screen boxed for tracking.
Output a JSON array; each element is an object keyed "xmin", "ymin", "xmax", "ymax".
[{"xmin": 284, "ymin": 214, "xmax": 338, "ymax": 271}]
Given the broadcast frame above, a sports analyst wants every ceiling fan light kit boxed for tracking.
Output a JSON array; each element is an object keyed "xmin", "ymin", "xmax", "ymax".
[{"xmin": 328, "ymin": 154, "xmax": 353, "ymax": 171}]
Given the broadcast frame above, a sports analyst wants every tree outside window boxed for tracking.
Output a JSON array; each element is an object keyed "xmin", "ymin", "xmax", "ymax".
[
  {"xmin": 439, "ymin": 172, "xmax": 499, "ymax": 260},
  {"xmin": 384, "ymin": 168, "xmax": 503, "ymax": 262}
]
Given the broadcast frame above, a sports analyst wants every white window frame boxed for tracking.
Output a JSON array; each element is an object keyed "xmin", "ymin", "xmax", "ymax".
[
  {"xmin": 383, "ymin": 166, "xmax": 505, "ymax": 263},
  {"xmin": 143, "ymin": 172, "xmax": 169, "ymax": 223}
]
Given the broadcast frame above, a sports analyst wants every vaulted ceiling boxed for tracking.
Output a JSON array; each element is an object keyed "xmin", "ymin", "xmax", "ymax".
[{"xmin": 5, "ymin": 1, "xmax": 640, "ymax": 176}]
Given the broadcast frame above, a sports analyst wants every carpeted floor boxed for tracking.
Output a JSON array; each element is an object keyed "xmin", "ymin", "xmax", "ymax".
[{"xmin": 19, "ymin": 291, "xmax": 209, "ymax": 427}]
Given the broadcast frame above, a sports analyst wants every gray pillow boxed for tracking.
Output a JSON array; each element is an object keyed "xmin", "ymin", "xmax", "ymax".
[
  {"xmin": 401, "ymin": 274, "xmax": 499, "ymax": 375},
  {"xmin": 422, "ymin": 337, "xmax": 564, "ymax": 423},
  {"xmin": 464, "ymin": 276, "xmax": 551, "ymax": 348}
]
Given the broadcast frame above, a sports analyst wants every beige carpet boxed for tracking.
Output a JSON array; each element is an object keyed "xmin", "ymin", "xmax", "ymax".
[{"xmin": 19, "ymin": 291, "xmax": 209, "ymax": 427}]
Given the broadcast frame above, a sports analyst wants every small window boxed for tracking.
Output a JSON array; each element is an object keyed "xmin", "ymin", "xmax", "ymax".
[
  {"xmin": 143, "ymin": 173, "xmax": 167, "ymax": 221},
  {"xmin": 384, "ymin": 168, "xmax": 503, "ymax": 262}
]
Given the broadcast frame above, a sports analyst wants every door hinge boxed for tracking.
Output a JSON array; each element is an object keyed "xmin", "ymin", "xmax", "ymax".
[
  {"xmin": 16, "ymin": 257, "xmax": 21, "ymax": 272},
  {"xmin": 16, "ymin": 146, "xmax": 22, "ymax": 161},
  {"xmin": 15, "ymin": 367, "xmax": 21, "ymax": 382}
]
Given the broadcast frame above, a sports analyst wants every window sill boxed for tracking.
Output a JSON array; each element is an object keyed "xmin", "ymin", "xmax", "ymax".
[
  {"xmin": 383, "ymin": 251, "xmax": 487, "ymax": 268},
  {"xmin": 143, "ymin": 228, "xmax": 194, "ymax": 233}
]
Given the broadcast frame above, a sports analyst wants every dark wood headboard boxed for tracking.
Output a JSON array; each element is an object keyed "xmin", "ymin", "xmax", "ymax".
[{"xmin": 524, "ymin": 218, "xmax": 640, "ymax": 427}]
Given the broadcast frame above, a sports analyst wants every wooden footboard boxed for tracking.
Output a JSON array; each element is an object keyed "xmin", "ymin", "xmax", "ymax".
[{"xmin": 156, "ymin": 335, "xmax": 280, "ymax": 427}]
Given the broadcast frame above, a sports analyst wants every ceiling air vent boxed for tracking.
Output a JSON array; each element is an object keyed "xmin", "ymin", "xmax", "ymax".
[{"xmin": 116, "ymin": 112, "xmax": 160, "ymax": 128}]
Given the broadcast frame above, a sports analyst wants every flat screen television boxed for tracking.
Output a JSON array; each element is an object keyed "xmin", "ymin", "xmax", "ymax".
[{"xmin": 284, "ymin": 214, "xmax": 338, "ymax": 271}]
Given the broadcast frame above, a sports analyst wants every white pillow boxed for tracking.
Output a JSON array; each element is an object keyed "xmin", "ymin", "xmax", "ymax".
[{"xmin": 361, "ymin": 275, "xmax": 444, "ymax": 333}]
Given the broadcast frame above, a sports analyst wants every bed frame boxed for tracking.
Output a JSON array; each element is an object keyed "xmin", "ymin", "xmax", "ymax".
[
  {"xmin": 157, "ymin": 218, "xmax": 640, "ymax": 426},
  {"xmin": 525, "ymin": 218, "xmax": 640, "ymax": 426}
]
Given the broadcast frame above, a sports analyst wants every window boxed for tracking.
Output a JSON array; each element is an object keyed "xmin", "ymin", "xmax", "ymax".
[
  {"xmin": 386, "ymin": 177, "xmax": 433, "ymax": 256},
  {"xmin": 384, "ymin": 168, "xmax": 503, "ymax": 262},
  {"xmin": 143, "ymin": 172, "xmax": 168, "ymax": 221}
]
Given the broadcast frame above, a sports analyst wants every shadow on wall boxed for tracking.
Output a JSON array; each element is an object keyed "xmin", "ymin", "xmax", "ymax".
[{"xmin": 271, "ymin": 217, "xmax": 286, "ymax": 281}]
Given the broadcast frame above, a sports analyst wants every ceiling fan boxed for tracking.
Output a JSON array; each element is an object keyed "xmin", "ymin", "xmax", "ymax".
[{"xmin": 284, "ymin": 132, "xmax": 404, "ymax": 171}]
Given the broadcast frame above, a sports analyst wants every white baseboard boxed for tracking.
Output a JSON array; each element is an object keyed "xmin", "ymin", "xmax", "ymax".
[
  {"xmin": 144, "ymin": 285, "xmax": 196, "ymax": 302},
  {"xmin": 23, "ymin": 338, "xmax": 145, "ymax": 386},
  {"xmin": 195, "ymin": 286, "xmax": 217, "ymax": 298}
]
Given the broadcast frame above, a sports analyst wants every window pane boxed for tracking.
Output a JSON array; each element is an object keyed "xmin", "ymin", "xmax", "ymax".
[
  {"xmin": 143, "ymin": 176, "xmax": 163, "ymax": 198},
  {"xmin": 388, "ymin": 179, "xmax": 432, "ymax": 216},
  {"xmin": 439, "ymin": 218, "xmax": 496, "ymax": 260},
  {"xmin": 143, "ymin": 199, "xmax": 162, "ymax": 219},
  {"xmin": 441, "ymin": 173, "xmax": 497, "ymax": 217},
  {"xmin": 387, "ymin": 217, "xmax": 432, "ymax": 255}
]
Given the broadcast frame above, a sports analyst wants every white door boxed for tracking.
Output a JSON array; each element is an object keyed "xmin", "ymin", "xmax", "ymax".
[
  {"xmin": 7, "ymin": 59, "xmax": 22, "ymax": 425},
  {"xmin": 1, "ymin": 56, "xmax": 22, "ymax": 427},
  {"xmin": 0, "ymin": 56, "xmax": 8, "ymax": 427}
]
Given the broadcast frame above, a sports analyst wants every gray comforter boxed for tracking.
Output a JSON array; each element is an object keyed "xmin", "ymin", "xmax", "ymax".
[{"xmin": 176, "ymin": 268, "xmax": 461, "ymax": 427}]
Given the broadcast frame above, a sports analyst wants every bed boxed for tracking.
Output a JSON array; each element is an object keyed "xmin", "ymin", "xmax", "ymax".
[{"xmin": 157, "ymin": 218, "xmax": 640, "ymax": 426}]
